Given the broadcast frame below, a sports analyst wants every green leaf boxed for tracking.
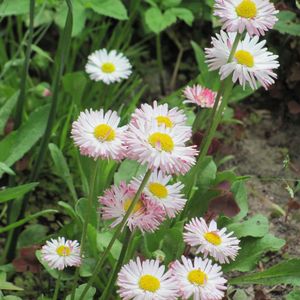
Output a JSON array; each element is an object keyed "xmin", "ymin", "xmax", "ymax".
[
  {"xmin": 0, "ymin": 104, "xmax": 50, "ymax": 177},
  {"xmin": 191, "ymin": 41, "xmax": 208, "ymax": 74},
  {"xmin": 49, "ymin": 143, "xmax": 77, "ymax": 202},
  {"xmin": 230, "ymin": 259, "xmax": 300, "ymax": 286},
  {"xmin": 0, "ymin": 281, "xmax": 23, "ymax": 291},
  {"xmin": 196, "ymin": 156, "xmax": 217, "ymax": 188},
  {"xmin": 0, "ymin": 162, "xmax": 15, "ymax": 177},
  {"xmin": 286, "ymin": 290, "xmax": 300, "ymax": 300},
  {"xmin": 0, "ymin": 182, "xmax": 39, "ymax": 203},
  {"xmin": 0, "ymin": 92, "xmax": 18, "ymax": 135},
  {"xmin": 17, "ymin": 224, "xmax": 48, "ymax": 248},
  {"xmin": 231, "ymin": 180, "xmax": 248, "ymax": 221},
  {"xmin": 75, "ymin": 198, "xmax": 97, "ymax": 228},
  {"xmin": 36, "ymin": 251, "xmax": 73, "ymax": 280},
  {"xmin": 162, "ymin": 0, "xmax": 182, "ymax": 8},
  {"xmin": 58, "ymin": 201, "xmax": 77, "ymax": 220},
  {"xmin": 65, "ymin": 284, "xmax": 96, "ymax": 300},
  {"xmin": 3, "ymin": 296, "xmax": 23, "ymax": 300},
  {"xmin": 145, "ymin": 7, "xmax": 164, "ymax": 34},
  {"xmin": 169, "ymin": 7, "xmax": 194, "ymax": 26},
  {"xmin": 114, "ymin": 159, "xmax": 147, "ymax": 185},
  {"xmin": 227, "ymin": 215, "xmax": 269, "ymax": 238},
  {"xmin": 97, "ymin": 231, "xmax": 122, "ymax": 260},
  {"xmin": 86, "ymin": 0, "xmax": 128, "ymax": 20},
  {"xmin": 223, "ymin": 234, "xmax": 285, "ymax": 272},
  {"xmin": 274, "ymin": 11, "xmax": 300, "ymax": 36},
  {"xmin": 0, "ymin": 0, "xmax": 30, "ymax": 16},
  {"xmin": 230, "ymin": 84, "xmax": 257, "ymax": 103}
]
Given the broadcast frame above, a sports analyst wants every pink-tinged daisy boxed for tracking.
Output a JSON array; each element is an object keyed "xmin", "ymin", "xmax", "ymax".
[
  {"xmin": 214, "ymin": 0, "xmax": 278, "ymax": 36},
  {"xmin": 125, "ymin": 120, "xmax": 198, "ymax": 175},
  {"xmin": 205, "ymin": 31, "xmax": 279, "ymax": 90},
  {"xmin": 41, "ymin": 237, "xmax": 81, "ymax": 270},
  {"xmin": 183, "ymin": 217, "xmax": 240, "ymax": 264},
  {"xmin": 131, "ymin": 100, "xmax": 189, "ymax": 131},
  {"xmin": 71, "ymin": 109, "xmax": 127, "ymax": 160},
  {"xmin": 117, "ymin": 257, "xmax": 178, "ymax": 300},
  {"xmin": 99, "ymin": 182, "xmax": 165, "ymax": 232},
  {"xmin": 183, "ymin": 85, "xmax": 216, "ymax": 108},
  {"xmin": 85, "ymin": 49, "xmax": 132, "ymax": 84},
  {"xmin": 131, "ymin": 170, "xmax": 186, "ymax": 218},
  {"xmin": 171, "ymin": 256, "xmax": 227, "ymax": 300}
]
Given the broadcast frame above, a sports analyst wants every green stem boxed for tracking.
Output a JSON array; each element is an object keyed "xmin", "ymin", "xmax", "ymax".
[
  {"xmin": 15, "ymin": 0, "xmax": 35, "ymax": 128},
  {"xmin": 78, "ymin": 170, "xmax": 152, "ymax": 300},
  {"xmin": 100, "ymin": 228, "xmax": 133, "ymax": 300},
  {"xmin": 156, "ymin": 33, "xmax": 165, "ymax": 94},
  {"xmin": 52, "ymin": 272, "xmax": 62, "ymax": 300},
  {"xmin": 70, "ymin": 160, "xmax": 100, "ymax": 300},
  {"xmin": 183, "ymin": 32, "xmax": 242, "ymax": 203}
]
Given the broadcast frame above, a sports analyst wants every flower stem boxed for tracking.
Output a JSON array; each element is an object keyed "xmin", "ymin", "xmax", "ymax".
[
  {"xmin": 100, "ymin": 228, "xmax": 133, "ymax": 300},
  {"xmin": 156, "ymin": 33, "xmax": 165, "ymax": 94},
  {"xmin": 70, "ymin": 160, "xmax": 100, "ymax": 300},
  {"xmin": 183, "ymin": 32, "xmax": 242, "ymax": 202},
  {"xmin": 52, "ymin": 272, "xmax": 62, "ymax": 300},
  {"xmin": 78, "ymin": 169, "xmax": 152, "ymax": 300}
]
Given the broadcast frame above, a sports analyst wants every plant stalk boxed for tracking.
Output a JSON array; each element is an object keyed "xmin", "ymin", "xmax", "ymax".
[
  {"xmin": 78, "ymin": 170, "xmax": 152, "ymax": 300},
  {"xmin": 53, "ymin": 272, "xmax": 62, "ymax": 300},
  {"xmin": 156, "ymin": 33, "xmax": 165, "ymax": 94}
]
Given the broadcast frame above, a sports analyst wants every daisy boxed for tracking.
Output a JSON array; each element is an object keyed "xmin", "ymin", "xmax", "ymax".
[
  {"xmin": 99, "ymin": 182, "xmax": 166, "ymax": 232},
  {"xmin": 71, "ymin": 108, "xmax": 127, "ymax": 160},
  {"xmin": 85, "ymin": 49, "xmax": 132, "ymax": 84},
  {"xmin": 41, "ymin": 237, "xmax": 81, "ymax": 270},
  {"xmin": 117, "ymin": 257, "xmax": 178, "ymax": 300},
  {"xmin": 183, "ymin": 217, "xmax": 240, "ymax": 264},
  {"xmin": 131, "ymin": 100, "xmax": 189, "ymax": 131},
  {"xmin": 183, "ymin": 85, "xmax": 216, "ymax": 108},
  {"xmin": 214, "ymin": 0, "xmax": 278, "ymax": 36},
  {"xmin": 205, "ymin": 31, "xmax": 279, "ymax": 90},
  {"xmin": 125, "ymin": 119, "xmax": 198, "ymax": 175},
  {"xmin": 171, "ymin": 256, "xmax": 227, "ymax": 300},
  {"xmin": 131, "ymin": 170, "xmax": 187, "ymax": 218}
]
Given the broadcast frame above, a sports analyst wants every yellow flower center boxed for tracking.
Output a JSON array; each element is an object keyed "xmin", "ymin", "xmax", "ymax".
[
  {"xmin": 139, "ymin": 275, "xmax": 160, "ymax": 292},
  {"xmin": 156, "ymin": 116, "xmax": 173, "ymax": 128},
  {"xmin": 101, "ymin": 62, "xmax": 116, "ymax": 73},
  {"xmin": 123, "ymin": 199, "xmax": 143, "ymax": 214},
  {"xmin": 234, "ymin": 50, "xmax": 254, "ymax": 67},
  {"xmin": 236, "ymin": 0, "xmax": 257, "ymax": 18},
  {"xmin": 94, "ymin": 124, "xmax": 115, "ymax": 141},
  {"xmin": 204, "ymin": 232, "xmax": 222, "ymax": 246},
  {"xmin": 188, "ymin": 269, "xmax": 207, "ymax": 285},
  {"xmin": 148, "ymin": 132, "xmax": 174, "ymax": 152},
  {"xmin": 148, "ymin": 182, "xmax": 168, "ymax": 199},
  {"xmin": 56, "ymin": 245, "xmax": 71, "ymax": 257}
]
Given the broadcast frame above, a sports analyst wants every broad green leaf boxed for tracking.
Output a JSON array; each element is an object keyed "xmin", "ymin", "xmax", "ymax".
[
  {"xmin": 97, "ymin": 231, "xmax": 122, "ymax": 260},
  {"xmin": 230, "ymin": 259, "xmax": 300, "ymax": 286},
  {"xmin": 85, "ymin": 0, "xmax": 128, "ymax": 20},
  {"xmin": 274, "ymin": 11, "xmax": 300, "ymax": 36},
  {"xmin": 75, "ymin": 198, "xmax": 97, "ymax": 228},
  {"xmin": 169, "ymin": 7, "xmax": 194, "ymax": 26},
  {"xmin": 114, "ymin": 159, "xmax": 147, "ymax": 185},
  {"xmin": 36, "ymin": 251, "xmax": 73, "ymax": 280},
  {"xmin": 145, "ymin": 7, "xmax": 164, "ymax": 34},
  {"xmin": 49, "ymin": 143, "xmax": 77, "ymax": 202},
  {"xmin": 230, "ymin": 84, "xmax": 257, "ymax": 103},
  {"xmin": 227, "ymin": 215, "xmax": 269, "ymax": 238},
  {"xmin": 232, "ymin": 289, "xmax": 248, "ymax": 300},
  {"xmin": 0, "ymin": 0, "xmax": 30, "ymax": 16},
  {"xmin": 3, "ymin": 296, "xmax": 23, "ymax": 300},
  {"xmin": 0, "ymin": 162, "xmax": 15, "ymax": 177},
  {"xmin": 65, "ymin": 284, "xmax": 96, "ymax": 300},
  {"xmin": 0, "ymin": 92, "xmax": 18, "ymax": 135},
  {"xmin": 162, "ymin": 0, "xmax": 182, "ymax": 8},
  {"xmin": 17, "ymin": 224, "xmax": 48, "ymax": 248},
  {"xmin": 162, "ymin": 9, "xmax": 177, "ymax": 28},
  {"xmin": 0, "ymin": 281, "xmax": 23, "ymax": 291},
  {"xmin": 286, "ymin": 290, "xmax": 300, "ymax": 300},
  {"xmin": 196, "ymin": 156, "xmax": 217, "ymax": 188},
  {"xmin": 231, "ymin": 180, "xmax": 248, "ymax": 221},
  {"xmin": 0, "ymin": 182, "xmax": 39, "ymax": 203},
  {"xmin": 223, "ymin": 234, "xmax": 285, "ymax": 272},
  {"xmin": 0, "ymin": 104, "xmax": 50, "ymax": 176}
]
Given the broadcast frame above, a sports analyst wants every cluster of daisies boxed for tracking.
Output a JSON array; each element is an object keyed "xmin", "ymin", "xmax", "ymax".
[{"xmin": 117, "ymin": 217, "xmax": 240, "ymax": 300}]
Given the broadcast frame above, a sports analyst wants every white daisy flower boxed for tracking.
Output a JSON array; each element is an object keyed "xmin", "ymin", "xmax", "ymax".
[
  {"xmin": 125, "ymin": 119, "xmax": 198, "ymax": 175},
  {"xmin": 85, "ymin": 49, "xmax": 132, "ymax": 84},
  {"xmin": 131, "ymin": 170, "xmax": 187, "ymax": 218},
  {"xmin": 214, "ymin": 0, "xmax": 278, "ymax": 36},
  {"xmin": 71, "ymin": 108, "xmax": 127, "ymax": 160},
  {"xmin": 171, "ymin": 256, "xmax": 227, "ymax": 300},
  {"xmin": 183, "ymin": 217, "xmax": 240, "ymax": 264},
  {"xmin": 117, "ymin": 257, "xmax": 178, "ymax": 300},
  {"xmin": 41, "ymin": 237, "xmax": 81, "ymax": 270},
  {"xmin": 205, "ymin": 31, "xmax": 279, "ymax": 90}
]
